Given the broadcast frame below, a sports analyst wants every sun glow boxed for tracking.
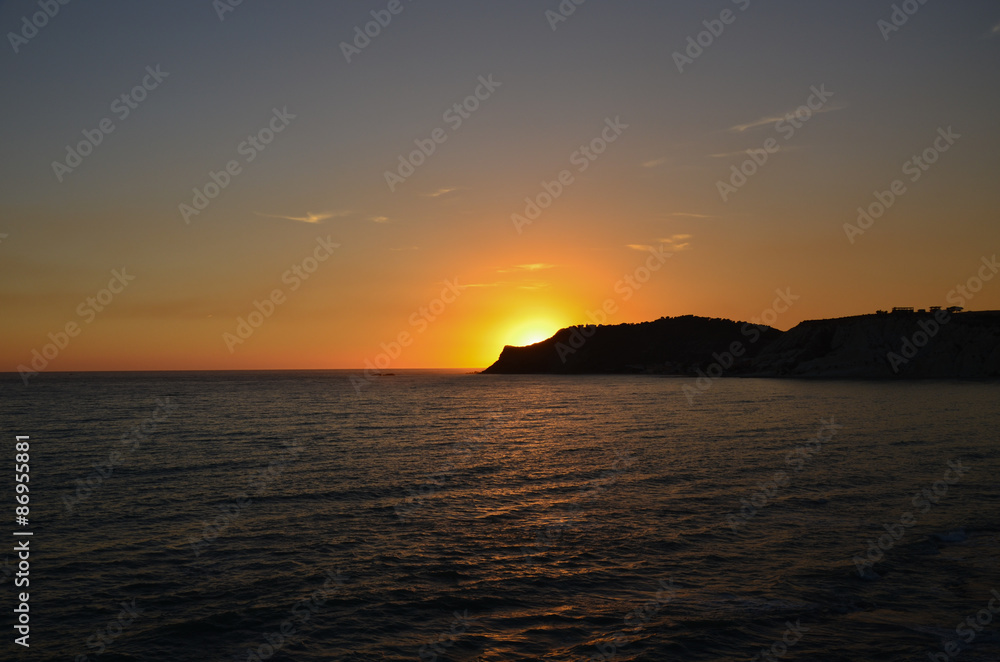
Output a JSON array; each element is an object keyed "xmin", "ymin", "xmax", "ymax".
[
  {"xmin": 470, "ymin": 297, "xmax": 581, "ymax": 367},
  {"xmin": 505, "ymin": 320, "xmax": 560, "ymax": 347}
]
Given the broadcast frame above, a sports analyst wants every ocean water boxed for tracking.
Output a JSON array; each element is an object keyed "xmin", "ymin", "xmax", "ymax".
[{"xmin": 1, "ymin": 372, "xmax": 998, "ymax": 662}]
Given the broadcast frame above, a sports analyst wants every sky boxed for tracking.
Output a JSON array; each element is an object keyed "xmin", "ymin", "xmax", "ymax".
[{"xmin": 1, "ymin": 0, "xmax": 998, "ymax": 371}]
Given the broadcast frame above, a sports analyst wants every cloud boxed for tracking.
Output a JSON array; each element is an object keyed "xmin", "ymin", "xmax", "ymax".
[
  {"xmin": 463, "ymin": 277, "xmax": 552, "ymax": 290},
  {"xmin": 727, "ymin": 114, "xmax": 787, "ymax": 133},
  {"xmin": 369, "ymin": 216, "xmax": 390, "ymax": 223},
  {"xmin": 642, "ymin": 157, "xmax": 669, "ymax": 168},
  {"xmin": 710, "ymin": 145, "xmax": 805, "ymax": 158},
  {"xmin": 254, "ymin": 210, "xmax": 348, "ymax": 224},
  {"xmin": 668, "ymin": 212, "xmax": 715, "ymax": 219},
  {"xmin": 709, "ymin": 150, "xmax": 750, "ymax": 159},
  {"xmin": 627, "ymin": 234, "xmax": 693, "ymax": 253},
  {"xmin": 992, "ymin": 21, "xmax": 1000, "ymax": 36},
  {"xmin": 421, "ymin": 187, "xmax": 460, "ymax": 198},
  {"xmin": 388, "ymin": 246, "xmax": 420, "ymax": 252},
  {"xmin": 497, "ymin": 263, "xmax": 556, "ymax": 273},
  {"xmin": 727, "ymin": 105, "xmax": 845, "ymax": 133},
  {"xmin": 658, "ymin": 234, "xmax": 692, "ymax": 251}
]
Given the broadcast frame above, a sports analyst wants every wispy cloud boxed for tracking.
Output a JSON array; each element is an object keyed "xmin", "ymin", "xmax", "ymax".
[
  {"xmin": 709, "ymin": 150, "xmax": 749, "ymax": 159},
  {"xmin": 627, "ymin": 234, "xmax": 693, "ymax": 253},
  {"xmin": 497, "ymin": 263, "xmax": 556, "ymax": 273},
  {"xmin": 727, "ymin": 105, "xmax": 844, "ymax": 133},
  {"xmin": 710, "ymin": 145, "xmax": 804, "ymax": 158},
  {"xmin": 668, "ymin": 212, "xmax": 715, "ymax": 219},
  {"xmin": 658, "ymin": 234, "xmax": 692, "ymax": 251},
  {"xmin": 642, "ymin": 157, "xmax": 669, "ymax": 168},
  {"xmin": 992, "ymin": 21, "xmax": 1000, "ymax": 36},
  {"xmin": 369, "ymin": 216, "xmax": 390, "ymax": 223},
  {"xmin": 728, "ymin": 114, "xmax": 787, "ymax": 133},
  {"xmin": 254, "ymin": 210, "xmax": 348, "ymax": 224},
  {"xmin": 421, "ymin": 187, "xmax": 461, "ymax": 198},
  {"xmin": 462, "ymin": 278, "xmax": 551, "ymax": 290}
]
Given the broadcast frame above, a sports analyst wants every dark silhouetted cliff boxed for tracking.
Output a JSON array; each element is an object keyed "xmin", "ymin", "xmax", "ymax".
[
  {"xmin": 481, "ymin": 316, "xmax": 781, "ymax": 375},
  {"xmin": 746, "ymin": 311, "xmax": 1000, "ymax": 378},
  {"xmin": 482, "ymin": 312, "xmax": 1000, "ymax": 379}
]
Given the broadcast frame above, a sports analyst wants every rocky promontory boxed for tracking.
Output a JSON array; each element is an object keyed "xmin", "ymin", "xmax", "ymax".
[
  {"xmin": 747, "ymin": 311, "xmax": 1000, "ymax": 378},
  {"xmin": 482, "ymin": 315, "xmax": 780, "ymax": 375},
  {"xmin": 482, "ymin": 311, "xmax": 1000, "ymax": 379}
]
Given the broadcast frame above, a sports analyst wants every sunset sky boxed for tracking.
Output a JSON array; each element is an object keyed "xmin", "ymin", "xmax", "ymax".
[{"xmin": 1, "ymin": 0, "xmax": 998, "ymax": 370}]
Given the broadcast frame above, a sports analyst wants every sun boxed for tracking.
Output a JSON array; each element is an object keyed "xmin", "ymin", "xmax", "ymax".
[
  {"xmin": 505, "ymin": 319, "xmax": 560, "ymax": 347},
  {"xmin": 475, "ymin": 300, "xmax": 579, "ymax": 366}
]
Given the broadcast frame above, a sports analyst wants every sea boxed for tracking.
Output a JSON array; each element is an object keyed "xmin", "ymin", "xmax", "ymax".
[{"xmin": 1, "ymin": 371, "xmax": 998, "ymax": 662}]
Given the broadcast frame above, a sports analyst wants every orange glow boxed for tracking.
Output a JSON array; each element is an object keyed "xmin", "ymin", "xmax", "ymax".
[
  {"xmin": 2, "ymin": 5, "xmax": 999, "ymax": 375},
  {"xmin": 460, "ymin": 288, "xmax": 584, "ymax": 368},
  {"xmin": 503, "ymin": 318, "xmax": 562, "ymax": 348}
]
